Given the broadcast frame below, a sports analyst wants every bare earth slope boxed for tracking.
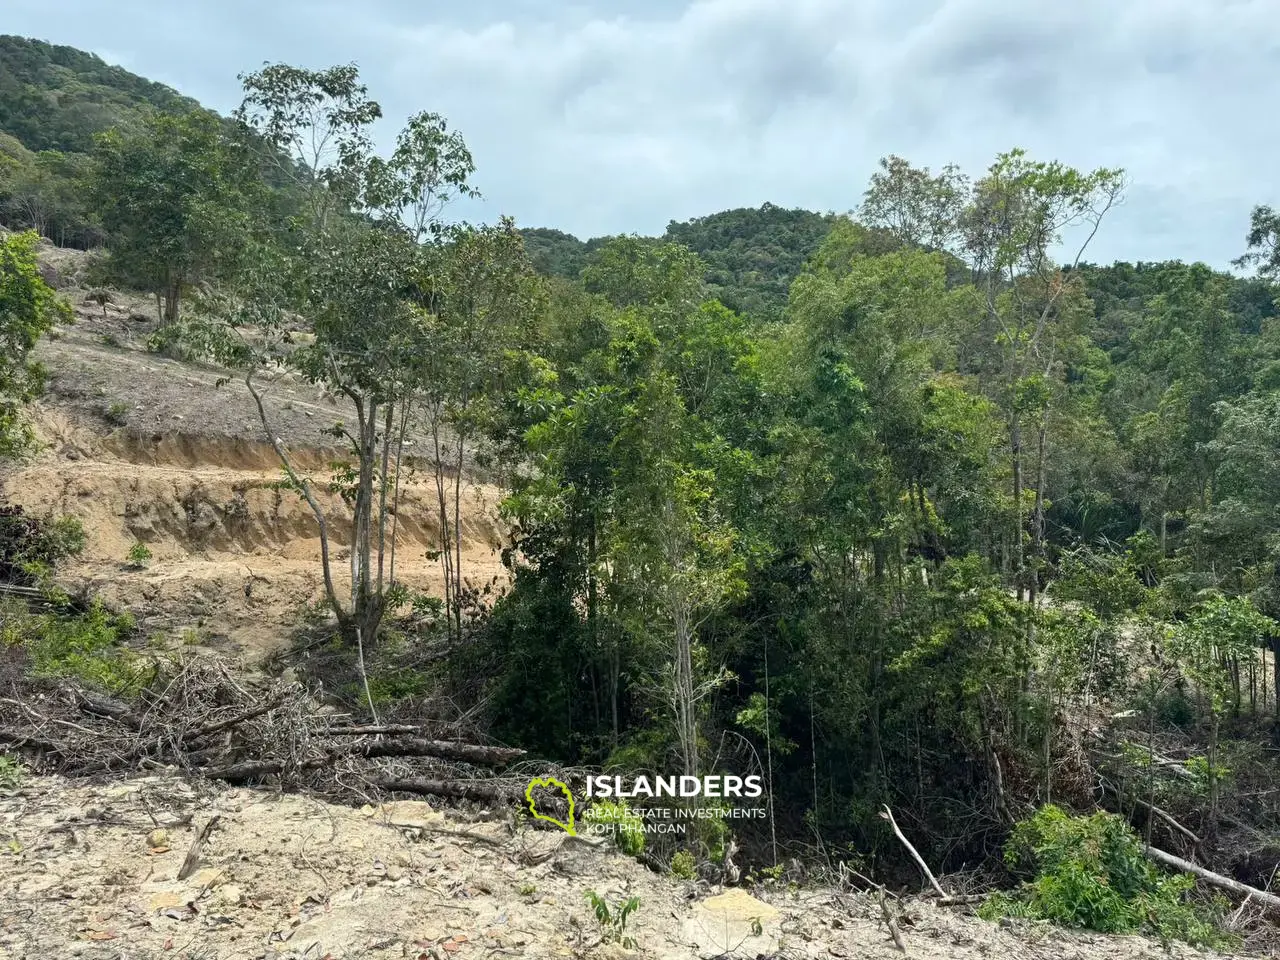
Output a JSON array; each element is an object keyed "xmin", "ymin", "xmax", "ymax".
[{"xmin": 1, "ymin": 249, "xmax": 505, "ymax": 658}]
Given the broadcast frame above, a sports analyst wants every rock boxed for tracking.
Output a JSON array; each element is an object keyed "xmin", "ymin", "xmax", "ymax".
[
  {"xmin": 214, "ymin": 883, "xmax": 243, "ymax": 907},
  {"xmin": 186, "ymin": 867, "xmax": 224, "ymax": 890},
  {"xmin": 685, "ymin": 889, "xmax": 781, "ymax": 957},
  {"xmin": 147, "ymin": 890, "xmax": 188, "ymax": 912}
]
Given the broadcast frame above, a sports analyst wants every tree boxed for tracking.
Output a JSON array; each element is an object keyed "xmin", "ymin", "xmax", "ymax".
[
  {"xmin": 416, "ymin": 218, "xmax": 545, "ymax": 645},
  {"xmin": 198, "ymin": 64, "xmax": 486, "ymax": 656},
  {"xmin": 89, "ymin": 109, "xmax": 258, "ymax": 325},
  {"xmin": 1171, "ymin": 595, "xmax": 1276, "ymax": 839},
  {"xmin": 0, "ymin": 230, "xmax": 71, "ymax": 458},
  {"xmin": 1234, "ymin": 205, "xmax": 1280, "ymax": 280},
  {"xmin": 862, "ymin": 150, "xmax": 1126, "ymax": 605}
]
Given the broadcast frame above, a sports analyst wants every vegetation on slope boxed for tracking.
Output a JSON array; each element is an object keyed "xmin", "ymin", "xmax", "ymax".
[{"xmin": 7, "ymin": 38, "xmax": 1280, "ymax": 949}]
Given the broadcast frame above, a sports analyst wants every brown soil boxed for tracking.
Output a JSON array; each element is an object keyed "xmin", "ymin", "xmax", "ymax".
[{"xmin": 1, "ymin": 249, "xmax": 508, "ymax": 658}]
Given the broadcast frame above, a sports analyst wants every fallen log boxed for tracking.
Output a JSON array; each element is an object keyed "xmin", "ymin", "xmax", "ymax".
[
  {"xmin": 353, "ymin": 738, "xmax": 525, "ymax": 766},
  {"xmin": 182, "ymin": 696, "xmax": 287, "ymax": 743},
  {"xmin": 1136, "ymin": 798, "xmax": 1202, "ymax": 848},
  {"xmin": 0, "ymin": 727, "xmax": 62, "ymax": 753},
  {"xmin": 199, "ymin": 737, "xmax": 524, "ymax": 784},
  {"xmin": 1146, "ymin": 845, "xmax": 1280, "ymax": 913}
]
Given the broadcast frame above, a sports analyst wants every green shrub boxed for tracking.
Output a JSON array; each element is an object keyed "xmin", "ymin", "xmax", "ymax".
[
  {"xmin": 584, "ymin": 889, "xmax": 640, "ymax": 949},
  {"xmin": 103, "ymin": 401, "xmax": 129, "ymax": 426},
  {"xmin": 4, "ymin": 600, "xmax": 150, "ymax": 696},
  {"xmin": 125, "ymin": 541, "xmax": 152, "ymax": 568},
  {"xmin": 0, "ymin": 509, "xmax": 85, "ymax": 585},
  {"xmin": 585, "ymin": 799, "xmax": 645, "ymax": 857},
  {"xmin": 980, "ymin": 805, "xmax": 1231, "ymax": 948},
  {"xmin": 670, "ymin": 849, "xmax": 696, "ymax": 879},
  {"xmin": 0, "ymin": 755, "xmax": 24, "ymax": 790}
]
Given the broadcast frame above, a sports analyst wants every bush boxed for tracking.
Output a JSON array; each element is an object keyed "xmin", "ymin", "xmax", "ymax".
[
  {"xmin": 0, "ymin": 507, "xmax": 85, "ymax": 584},
  {"xmin": 104, "ymin": 401, "xmax": 130, "ymax": 427},
  {"xmin": 670, "ymin": 849, "xmax": 696, "ymax": 879},
  {"xmin": 585, "ymin": 799, "xmax": 645, "ymax": 857},
  {"xmin": 979, "ymin": 805, "xmax": 1231, "ymax": 948},
  {"xmin": 0, "ymin": 754, "xmax": 24, "ymax": 790},
  {"xmin": 3, "ymin": 599, "xmax": 149, "ymax": 696},
  {"xmin": 125, "ymin": 541, "xmax": 151, "ymax": 568}
]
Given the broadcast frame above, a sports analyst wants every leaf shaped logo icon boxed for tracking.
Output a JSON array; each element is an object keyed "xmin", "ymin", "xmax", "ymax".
[{"xmin": 525, "ymin": 776, "xmax": 576, "ymax": 835}]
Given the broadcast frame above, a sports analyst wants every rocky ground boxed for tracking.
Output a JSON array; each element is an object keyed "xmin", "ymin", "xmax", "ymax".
[{"xmin": 0, "ymin": 775, "xmax": 1234, "ymax": 960}]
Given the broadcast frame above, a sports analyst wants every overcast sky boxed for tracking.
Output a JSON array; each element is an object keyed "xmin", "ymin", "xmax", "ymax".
[{"xmin": 7, "ymin": 0, "xmax": 1278, "ymax": 267}]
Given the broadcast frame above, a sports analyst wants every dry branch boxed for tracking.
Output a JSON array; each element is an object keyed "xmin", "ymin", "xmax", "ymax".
[
  {"xmin": 880, "ymin": 805, "xmax": 948, "ymax": 899},
  {"xmin": 376, "ymin": 778, "xmax": 520, "ymax": 805},
  {"xmin": 1146, "ymin": 846, "xmax": 1280, "ymax": 914},
  {"xmin": 0, "ymin": 657, "xmax": 527, "ymax": 814}
]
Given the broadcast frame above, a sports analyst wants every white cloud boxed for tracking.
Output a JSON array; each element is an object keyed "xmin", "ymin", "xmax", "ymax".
[{"xmin": 6, "ymin": 0, "xmax": 1280, "ymax": 265}]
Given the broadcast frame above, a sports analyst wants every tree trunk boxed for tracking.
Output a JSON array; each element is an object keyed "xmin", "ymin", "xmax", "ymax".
[
  {"xmin": 162, "ymin": 276, "xmax": 180, "ymax": 326},
  {"xmin": 1010, "ymin": 411, "xmax": 1024, "ymax": 602}
]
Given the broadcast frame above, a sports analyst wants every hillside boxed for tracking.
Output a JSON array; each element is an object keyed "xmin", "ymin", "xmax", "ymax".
[
  {"xmin": 522, "ymin": 204, "xmax": 837, "ymax": 320},
  {"xmin": 0, "ymin": 35, "xmax": 198, "ymax": 153},
  {"xmin": 3, "ymin": 242, "xmax": 506, "ymax": 658},
  {"xmin": 5, "ymin": 38, "xmax": 1280, "ymax": 958}
]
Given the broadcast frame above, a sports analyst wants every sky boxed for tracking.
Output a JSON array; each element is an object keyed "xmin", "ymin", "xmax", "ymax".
[{"xmin": 7, "ymin": 0, "xmax": 1279, "ymax": 268}]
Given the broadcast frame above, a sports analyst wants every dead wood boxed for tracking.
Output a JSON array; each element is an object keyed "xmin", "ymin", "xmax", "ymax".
[
  {"xmin": 880, "ymin": 805, "xmax": 948, "ymax": 899},
  {"xmin": 177, "ymin": 815, "xmax": 221, "ymax": 881},
  {"xmin": 1146, "ymin": 845, "xmax": 1280, "ymax": 914},
  {"xmin": 878, "ymin": 890, "xmax": 908, "ymax": 954},
  {"xmin": 0, "ymin": 657, "xmax": 528, "ymax": 815},
  {"xmin": 376, "ymin": 778, "xmax": 520, "ymax": 805},
  {"xmin": 182, "ymin": 695, "xmax": 287, "ymax": 743},
  {"xmin": 351, "ymin": 738, "xmax": 524, "ymax": 766}
]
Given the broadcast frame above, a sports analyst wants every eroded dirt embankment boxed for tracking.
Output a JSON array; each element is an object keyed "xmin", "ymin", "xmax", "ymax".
[{"xmin": 3, "ymin": 407, "xmax": 506, "ymax": 658}]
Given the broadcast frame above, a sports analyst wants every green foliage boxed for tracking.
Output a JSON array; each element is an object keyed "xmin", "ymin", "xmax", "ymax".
[
  {"xmin": 103, "ymin": 401, "xmax": 129, "ymax": 426},
  {"xmin": 3, "ymin": 599, "xmax": 149, "ymax": 696},
  {"xmin": 89, "ymin": 109, "xmax": 259, "ymax": 324},
  {"xmin": 583, "ymin": 889, "xmax": 641, "ymax": 949},
  {"xmin": 0, "ymin": 230, "xmax": 69, "ymax": 458},
  {"xmin": 0, "ymin": 36, "xmax": 198, "ymax": 153},
  {"xmin": 585, "ymin": 799, "xmax": 645, "ymax": 857},
  {"xmin": 983, "ymin": 805, "xmax": 1229, "ymax": 947},
  {"xmin": 662, "ymin": 204, "xmax": 836, "ymax": 320},
  {"xmin": 125, "ymin": 541, "xmax": 152, "ymax": 568},
  {"xmin": 0, "ymin": 754, "xmax": 24, "ymax": 790},
  {"xmin": 669, "ymin": 849, "xmax": 696, "ymax": 879},
  {"xmin": 0, "ymin": 507, "xmax": 85, "ymax": 584}
]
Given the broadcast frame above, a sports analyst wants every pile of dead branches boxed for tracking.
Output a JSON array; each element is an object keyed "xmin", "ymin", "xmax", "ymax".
[{"xmin": 0, "ymin": 655, "xmax": 541, "ymax": 809}]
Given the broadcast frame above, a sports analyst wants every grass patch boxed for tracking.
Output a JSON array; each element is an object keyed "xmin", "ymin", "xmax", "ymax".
[{"xmin": 1, "ymin": 598, "xmax": 151, "ymax": 697}]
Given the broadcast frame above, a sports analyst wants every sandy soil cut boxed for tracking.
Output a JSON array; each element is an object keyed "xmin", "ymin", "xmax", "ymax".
[
  {"xmin": 3, "ymin": 409, "xmax": 506, "ymax": 658},
  {"xmin": 0, "ymin": 249, "xmax": 512, "ymax": 659},
  {"xmin": 0, "ymin": 774, "xmax": 1231, "ymax": 960}
]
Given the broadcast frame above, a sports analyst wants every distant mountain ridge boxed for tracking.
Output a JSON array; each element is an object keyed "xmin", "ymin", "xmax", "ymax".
[
  {"xmin": 522, "ymin": 204, "xmax": 839, "ymax": 320},
  {"xmin": 0, "ymin": 35, "xmax": 835, "ymax": 308},
  {"xmin": 0, "ymin": 35, "xmax": 200, "ymax": 154}
]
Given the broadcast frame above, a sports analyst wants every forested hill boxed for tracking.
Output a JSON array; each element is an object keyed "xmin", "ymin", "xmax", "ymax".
[
  {"xmin": 522, "ymin": 204, "xmax": 838, "ymax": 320},
  {"xmin": 0, "ymin": 35, "xmax": 198, "ymax": 153},
  {"xmin": 0, "ymin": 35, "xmax": 205, "ymax": 247}
]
